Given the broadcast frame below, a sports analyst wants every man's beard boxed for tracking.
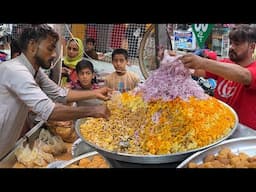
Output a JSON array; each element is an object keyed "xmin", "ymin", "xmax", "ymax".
[
  {"xmin": 34, "ymin": 53, "xmax": 52, "ymax": 69},
  {"xmin": 229, "ymin": 50, "xmax": 244, "ymax": 63}
]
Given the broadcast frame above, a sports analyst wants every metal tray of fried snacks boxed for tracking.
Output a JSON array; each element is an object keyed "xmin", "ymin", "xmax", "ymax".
[
  {"xmin": 0, "ymin": 121, "xmax": 44, "ymax": 168},
  {"xmin": 177, "ymin": 136, "xmax": 256, "ymax": 168},
  {"xmin": 57, "ymin": 151, "xmax": 111, "ymax": 168}
]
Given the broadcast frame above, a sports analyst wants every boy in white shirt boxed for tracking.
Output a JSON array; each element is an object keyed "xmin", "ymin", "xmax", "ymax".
[{"xmin": 104, "ymin": 48, "xmax": 140, "ymax": 92}]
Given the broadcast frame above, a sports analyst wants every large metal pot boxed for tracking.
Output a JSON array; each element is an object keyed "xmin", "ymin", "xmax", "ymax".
[{"xmin": 75, "ymin": 101, "xmax": 238, "ymax": 164}]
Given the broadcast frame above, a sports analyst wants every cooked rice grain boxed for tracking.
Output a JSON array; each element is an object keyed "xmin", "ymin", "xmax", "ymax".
[{"xmin": 80, "ymin": 93, "xmax": 236, "ymax": 155}]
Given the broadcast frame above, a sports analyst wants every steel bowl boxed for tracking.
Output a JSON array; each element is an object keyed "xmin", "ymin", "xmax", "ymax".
[
  {"xmin": 75, "ymin": 101, "xmax": 238, "ymax": 164},
  {"xmin": 71, "ymin": 138, "xmax": 94, "ymax": 157},
  {"xmin": 177, "ymin": 136, "xmax": 256, "ymax": 168}
]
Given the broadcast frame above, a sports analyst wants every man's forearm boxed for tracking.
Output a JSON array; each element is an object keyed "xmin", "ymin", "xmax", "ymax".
[
  {"xmin": 202, "ymin": 59, "xmax": 251, "ymax": 85},
  {"xmin": 66, "ymin": 89, "xmax": 96, "ymax": 103},
  {"xmin": 48, "ymin": 103, "xmax": 96, "ymax": 121},
  {"xmin": 193, "ymin": 69, "xmax": 206, "ymax": 77}
]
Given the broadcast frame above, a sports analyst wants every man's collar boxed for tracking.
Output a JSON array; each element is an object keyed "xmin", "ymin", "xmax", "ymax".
[{"xmin": 19, "ymin": 53, "xmax": 37, "ymax": 77}]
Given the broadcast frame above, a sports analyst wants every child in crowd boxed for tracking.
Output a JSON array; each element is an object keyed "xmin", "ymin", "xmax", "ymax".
[
  {"xmin": 71, "ymin": 59, "xmax": 99, "ymax": 90},
  {"xmin": 71, "ymin": 59, "xmax": 102, "ymax": 106},
  {"xmin": 84, "ymin": 37, "xmax": 98, "ymax": 60},
  {"xmin": 84, "ymin": 37, "xmax": 104, "ymax": 60},
  {"xmin": 104, "ymin": 48, "xmax": 140, "ymax": 92}
]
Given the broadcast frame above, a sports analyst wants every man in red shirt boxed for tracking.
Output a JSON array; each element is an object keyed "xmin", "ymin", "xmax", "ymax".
[{"xmin": 180, "ymin": 24, "xmax": 256, "ymax": 130}]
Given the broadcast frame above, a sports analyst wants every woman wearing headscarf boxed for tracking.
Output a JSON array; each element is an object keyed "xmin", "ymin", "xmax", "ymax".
[{"xmin": 61, "ymin": 37, "xmax": 84, "ymax": 87}]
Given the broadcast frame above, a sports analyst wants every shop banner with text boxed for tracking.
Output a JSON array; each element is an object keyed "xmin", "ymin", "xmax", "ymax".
[{"xmin": 192, "ymin": 24, "xmax": 214, "ymax": 48}]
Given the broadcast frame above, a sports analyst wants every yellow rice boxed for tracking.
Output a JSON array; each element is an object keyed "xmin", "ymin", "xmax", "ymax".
[{"xmin": 80, "ymin": 92, "xmax": 236, "ymax": 155}]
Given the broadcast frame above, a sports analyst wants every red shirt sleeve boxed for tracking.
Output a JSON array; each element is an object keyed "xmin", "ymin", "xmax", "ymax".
[
  {"xmin": 246, "ymin": 62, "xmax": 256, "ymax": 90},
  {"xmin": 205, "ymin": 58, "xmax": 233, "ymax": 79},
  {"xmin": 205, "ymin": 71, "xmax": 218, "ymax": 79}
]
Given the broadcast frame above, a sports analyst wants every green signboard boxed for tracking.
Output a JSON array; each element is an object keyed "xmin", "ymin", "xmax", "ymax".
[{"xmin": 192, "ymin": 24, "xmax": 214, "ymax": 48}]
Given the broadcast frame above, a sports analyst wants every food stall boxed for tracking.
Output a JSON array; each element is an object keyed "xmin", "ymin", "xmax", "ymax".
[
  {"xmin": 1, "ymin": 45, "xmax": 256, "ymax": 168},
  {"xmin": 71, "ymin": 51, "xmax": 256, "ymax": 168},
  {"xmin": 0, "ymin": 48, "xmax": 255, "ymax": 168},
  {"xmin": 64, "ymin": 51, "xmax": 252, "ymax": 168}
]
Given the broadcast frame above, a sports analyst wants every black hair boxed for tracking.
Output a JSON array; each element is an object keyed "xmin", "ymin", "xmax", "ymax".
[
  {"xmin": 251, "ymin": 26, "xmax": 256, "ymax": 42},
  {"xmin": 86, "ymin": 37, "xmax": 96, "ymax": 45},
  {"xmin": 112, "ymin": 48, "xmax": 128, "ymax": 60},
  {"xmin": 68, "ymin": 38, "xmax": 79, "ymax": 44},
  {"xmin": 18, "ymin": 24, "xmax": 59, "ymax": 52},
  {"xmin": 75, "ymin": 59, "xmax": 97, "ymax": 84},
  {"xmin": 10, "ymin": 37, "xmax": 21, "ymax": 58},
  {"xmin": 229, "ymin": 24, "xmax": 256, "ymax": 43}
]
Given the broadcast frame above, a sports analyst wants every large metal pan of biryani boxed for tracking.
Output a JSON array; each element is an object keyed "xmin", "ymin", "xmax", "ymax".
[{"xmin": 75, "ymin": 51, "xmax": 239, "ymax": 164}]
